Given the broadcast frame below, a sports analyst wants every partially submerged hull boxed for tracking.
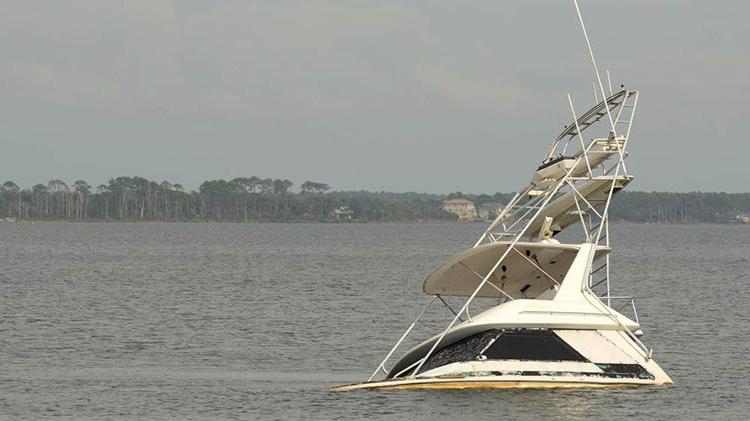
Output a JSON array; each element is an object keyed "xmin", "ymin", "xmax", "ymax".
[
  {"xmin": 334, "ymin": 375, "xmax": 669, "ymax": 392},
  {"xmin": 334, "ymin": 325, "xmax": 673, "ymax": 391},
  {"xmin": 334, "ymin": 243, "xmax": 672, "ymax": 392}
]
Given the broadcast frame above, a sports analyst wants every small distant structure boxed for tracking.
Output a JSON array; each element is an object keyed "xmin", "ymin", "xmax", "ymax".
[
  {"xmin": 332, "ymin": 206, "xmax": 354, "ymax": 221},
  {"xmin": 1, "ymin": 217, "xmax": 17, "ymax": 223},
  {"xmin": 736, "ymin": 213, "xmax": 750, "ymax": 224},
  {"xmin": 443, "ymin": 199, "xmax": 478, "ymax": 221},
  {"xmin": 478, "ymin": 202, "xmax": 504, "ymax": 220}
]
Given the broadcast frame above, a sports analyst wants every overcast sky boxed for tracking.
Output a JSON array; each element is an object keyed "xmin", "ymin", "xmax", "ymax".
[{"xmin": 1, "ymin": 1, "xmax": 748, "ymax": 193}]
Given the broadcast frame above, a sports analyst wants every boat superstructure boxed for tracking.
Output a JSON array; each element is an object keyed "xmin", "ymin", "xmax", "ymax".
[{"xmin": 333, "ymin": 1, "xmax": 671, "ymax": 391}]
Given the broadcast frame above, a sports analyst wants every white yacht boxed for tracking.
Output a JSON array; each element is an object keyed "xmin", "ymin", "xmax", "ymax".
[{"xmin": 334, "ymin": 1, "xmax": 672, "ymax": 391}]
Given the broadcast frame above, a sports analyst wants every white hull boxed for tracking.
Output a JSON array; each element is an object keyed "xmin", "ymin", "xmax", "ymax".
[
  {"xmin": 335, "ymin": 329, "xmax": 673, "ymax": 391},
  {"xmin": 334, "ymin": 375, "xmax": 669, "ymax": 392}
]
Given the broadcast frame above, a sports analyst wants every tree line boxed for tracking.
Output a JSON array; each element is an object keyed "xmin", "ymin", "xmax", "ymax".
[
  {"xmin": 0, "ymin": 177, "xmax": 458, "ymax": 222},
  {"xmin": 0, "ymin": 177, "xmax": 749, "ymax": 223}
]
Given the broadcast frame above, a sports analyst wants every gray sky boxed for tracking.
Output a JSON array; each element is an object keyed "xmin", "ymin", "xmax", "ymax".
[{"xmin": 1, "ymin": 1, "xmax": 748, "ymax": 193}]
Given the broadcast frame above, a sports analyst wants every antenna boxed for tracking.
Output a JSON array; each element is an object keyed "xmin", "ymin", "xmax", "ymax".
[
  {"xmin": 592, "ymin": 82, "xmax": 598, "ymax": 104},
  {"xmin": 572, "ymin": 0, "xmax": 617, "ymax": 137},
  {"xmin": 606, "ymin": 69, "xmax": 613, "ymax": 95}
]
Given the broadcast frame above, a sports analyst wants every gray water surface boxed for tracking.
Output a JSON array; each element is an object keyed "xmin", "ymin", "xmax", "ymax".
[{"xmin": 1, "ymin": 223, "xmax": 748, "ymax": 420}]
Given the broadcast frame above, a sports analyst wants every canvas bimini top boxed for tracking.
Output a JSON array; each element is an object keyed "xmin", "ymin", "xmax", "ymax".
[{"xmin": 422, "ymin": 241, "xmax": 611, "ymax": 299}]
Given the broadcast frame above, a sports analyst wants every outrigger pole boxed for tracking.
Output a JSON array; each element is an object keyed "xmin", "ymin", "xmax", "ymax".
[
  {"xmin": 572, "ymin": 0, "xmax": 630, "ymax": 175},
  {"xmin": 572, "ymin": 0, "xmax": 617, "ymax": 138}
]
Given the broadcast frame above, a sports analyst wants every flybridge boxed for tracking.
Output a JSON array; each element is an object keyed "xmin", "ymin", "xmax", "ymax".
[
  {"xmin": 333, "ymin": 0, "xmax": 672, "ymax": 391},
  {"xmin": 480, "ymin": 88, "xmax": 638, "ymax": 243}
]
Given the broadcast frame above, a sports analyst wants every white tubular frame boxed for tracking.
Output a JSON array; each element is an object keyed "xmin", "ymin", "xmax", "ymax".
[{"xmin": 362, "ymin": 0, "xmax": 649, "ymax": 382}]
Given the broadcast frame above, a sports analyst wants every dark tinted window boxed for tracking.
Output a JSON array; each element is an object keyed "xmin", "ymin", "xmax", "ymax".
[
  {"xmin": 393, "ymin": 329, "xmax": 588, "ymax": 378},
  {"xmin": 415, "ymin": 330, "xmax": 497, "ymax": 375},
  {"xmin": 483, "ymin": 330, "xmax": 587, "ymax": 362}
]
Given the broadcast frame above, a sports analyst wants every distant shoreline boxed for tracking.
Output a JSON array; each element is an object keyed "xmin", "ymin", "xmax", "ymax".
[{"xmin": 2, "ymin": 176, "xmax": 749, "ymax": 224}]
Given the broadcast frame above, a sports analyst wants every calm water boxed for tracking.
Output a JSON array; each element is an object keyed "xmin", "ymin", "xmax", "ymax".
[{"xmin": 0, "ymin": 222, "xmax": 748, "ymax": 420}]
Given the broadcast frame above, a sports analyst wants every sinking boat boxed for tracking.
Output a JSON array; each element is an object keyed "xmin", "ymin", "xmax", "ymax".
[{"xmin": 333, "ymin": 1, "xmax": 672, "ymax": 391}]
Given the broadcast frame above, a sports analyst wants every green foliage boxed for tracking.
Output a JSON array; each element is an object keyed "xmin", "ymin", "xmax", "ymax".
[
  {"xmin": 301, "ymin": 181, "xmax": 330, "ymax": 194},
  {"xmin": 610, "ymin": 191, "xmax": 750, "ymax": 223},
  {"xmin": 0, "ymin": 177, "xmax": 748, "ymax": 223}
]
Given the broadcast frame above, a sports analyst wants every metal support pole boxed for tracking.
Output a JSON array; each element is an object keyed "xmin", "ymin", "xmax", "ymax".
[
  {"xmin": 605, "ymin": 220, "xmax": 611, "ymax": 307},
  {"xmin": 437, "ymin": 295, "xmax": 464, "ymax": 323},
  {"xmin": 567, "ymin": 93, "xmax": 593, "ymax": 176},
  {"xmin": 368, "ymin": 296, "xmax": 436, "ymax": 382},
  {"xmin": 573, "ymin": 0, "xmax": 618, "ymax": 138}
]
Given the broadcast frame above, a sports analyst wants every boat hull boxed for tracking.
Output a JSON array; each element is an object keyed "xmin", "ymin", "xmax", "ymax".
[
  {"xmin": 337, "ymin": 245, "xmax": 672, "ymax": 393},
  {"xmin": 333, "ymin": 374, "xmax": 670, "ymax": 391}
]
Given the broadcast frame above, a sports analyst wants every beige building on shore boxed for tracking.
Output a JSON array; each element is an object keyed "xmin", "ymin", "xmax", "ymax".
[{"xmin": 442, "ymin": 198, "xmax": 478, "ymax": 221}]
